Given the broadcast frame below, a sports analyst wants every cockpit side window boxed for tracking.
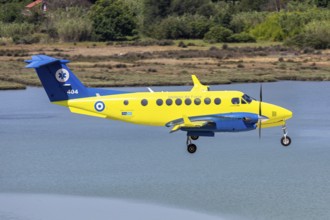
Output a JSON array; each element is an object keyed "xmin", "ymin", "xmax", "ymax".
[{"xmin": 242, "ymin": 94, "xmax": 253, "ymax": 104}]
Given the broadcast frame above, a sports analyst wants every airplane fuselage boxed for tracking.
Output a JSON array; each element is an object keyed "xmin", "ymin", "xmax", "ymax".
[{"xmin": 55, "ymin": 90, "xmax": 292, "ymax": 130}]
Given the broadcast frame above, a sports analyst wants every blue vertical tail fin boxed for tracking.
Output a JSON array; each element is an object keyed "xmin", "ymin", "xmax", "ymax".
[
  {"xmin": 25, "ymin": 55, "xmax": 89, "ymax": 102},
  {"xmin": 25, "ymin": 55, "xmax": 128, "ymax": 102}
]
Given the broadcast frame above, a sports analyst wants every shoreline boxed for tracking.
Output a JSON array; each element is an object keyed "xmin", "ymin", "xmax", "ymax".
[{"xmin": 1, "ymin": 78, "xmax": 329, "ymax": 91}]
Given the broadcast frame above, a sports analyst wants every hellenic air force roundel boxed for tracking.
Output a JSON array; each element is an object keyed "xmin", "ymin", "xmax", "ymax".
[{"xmin": 94, "ymin": 101, "xmax": 105, "ymax": 112}]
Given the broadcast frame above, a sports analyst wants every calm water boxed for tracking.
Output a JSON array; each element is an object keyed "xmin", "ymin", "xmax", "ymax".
[{"xmin": 1, "ymin": 82, "xmax": 330, "ymax": 220}]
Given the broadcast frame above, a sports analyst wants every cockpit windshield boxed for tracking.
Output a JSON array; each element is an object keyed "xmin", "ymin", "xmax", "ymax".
[{"xmin": 242, "ymin": 94, "xmax": 254, "ymax": 103}]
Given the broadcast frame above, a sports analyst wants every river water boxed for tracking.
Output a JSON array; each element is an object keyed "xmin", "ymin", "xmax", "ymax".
[{"xmin": 1, "ymin": 82, "xmax": 330, "ymax": 220}]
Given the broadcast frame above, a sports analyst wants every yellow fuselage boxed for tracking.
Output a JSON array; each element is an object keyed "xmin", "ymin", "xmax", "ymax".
[{"xmin": 54, "ymin": 90, "xmax": 292, "ymax": 129}]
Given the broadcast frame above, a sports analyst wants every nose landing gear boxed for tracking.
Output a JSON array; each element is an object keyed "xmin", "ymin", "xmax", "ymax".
[{"xmin": 281, "ymin": 125, "xmax": 291, "ymax": 147}]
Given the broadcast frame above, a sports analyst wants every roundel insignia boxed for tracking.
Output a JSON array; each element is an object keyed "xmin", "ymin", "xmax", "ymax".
[
  {"xmin": 94, "ymin": 101, "xmax": 105, "ymax": 112},
  {"xmin": 55, "ymin": 68, "xmax": 70, "ymax": 82}
]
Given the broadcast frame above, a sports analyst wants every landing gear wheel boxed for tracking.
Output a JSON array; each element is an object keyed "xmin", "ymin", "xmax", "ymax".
[
  {"xmin": 281, "ymin": 136, "xmax": 291, "ymax": 147},
  {"xmin": 190, "ymin": 136, "xmax": 199, "ymax": 141},
  {"xmin": 187, "ymin": 144, "xmax": 197, "ymax": 154}
]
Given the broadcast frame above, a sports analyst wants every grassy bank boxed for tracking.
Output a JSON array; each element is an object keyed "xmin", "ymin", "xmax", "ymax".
[{"xmin": 0, "ymin": 41, "xmax": 329, "ymax": 90}]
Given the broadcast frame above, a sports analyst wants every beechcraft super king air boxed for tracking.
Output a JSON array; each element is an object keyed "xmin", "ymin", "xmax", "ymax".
[{"xmin": 25, "ymin": 55, "xmax": 293, "ymax": 153}]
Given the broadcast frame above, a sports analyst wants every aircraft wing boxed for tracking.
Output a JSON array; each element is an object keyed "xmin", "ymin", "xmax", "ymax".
[
  {"xmin": 167, "ymin": 113, "xmax": 264, "ymax": 133},
  {"xmin": 170, "ymin": 115, "xmax": 212, "ymax": 133}
]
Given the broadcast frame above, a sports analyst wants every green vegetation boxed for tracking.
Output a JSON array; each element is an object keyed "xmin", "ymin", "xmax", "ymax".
[
  {"xmin": 0, "ymin": 0, "xmax": 329, "ymax": 49},
  {"xmin": 51, "ymin": 7, "xmax": 92, "ymax": 42},
  {"xmin": 204, "ymin": 26, "xmax": 233, "ymax": 43},
  {"xmin": 0, "ymin": 0, "xmax": 330, "ymax": 90},
  {"xmin": 153, "ymin": 14, "xmax": 211, "ymax": 39},
  {"xmin": 285, "ymin": 20, "xmax": 330, "ymax": 49},
  {"xmin": 89, "ymin": 0, "xmax": 136, "ymax": 41}
]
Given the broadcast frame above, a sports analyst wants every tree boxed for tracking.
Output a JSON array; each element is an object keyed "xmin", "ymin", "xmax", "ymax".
[
  {"xmin": 46, "ymin": 0, "xmax": 92, "ymax": 9},
  {"xmin": 89, "ymin": 0, "xmax": 136, "ymax": 41},
  {"xmin": 204, "ymin": 26, "xmax": 233, "ymax": 42},
  {"xmin": 0, "ymin": 2, "xmax": 25, "ymax": 23},
  {"xmin": 238, "ymin": 0, "xmax": 269, "ymax": 11},
  {"xmin": 316, "ymin": 0, "xmax": 329, "ymax": 7},
  {"xmin": 143, "ymin": 0, "xmax": 171, "ymax": 28},
  {"xmin": 170, "ymin": 0, "xmax": 211, "ymax": 16}
]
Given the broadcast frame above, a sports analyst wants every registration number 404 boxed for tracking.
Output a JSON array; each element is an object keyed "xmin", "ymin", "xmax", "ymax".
[{"xmin": 67, "ymin": 89, "xmax": 79, "ymax": 94}]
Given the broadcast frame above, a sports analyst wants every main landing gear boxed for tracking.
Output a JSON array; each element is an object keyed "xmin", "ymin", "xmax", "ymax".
[
  {"xmin": 281, "ymin": 124, "xmax": 292, "ymax": 147},
  {"xmin": 186, "ymin": 136, "xmax": 199, "ymax": 153}
]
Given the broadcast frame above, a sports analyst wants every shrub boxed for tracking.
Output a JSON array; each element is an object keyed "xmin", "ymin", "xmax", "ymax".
[
  {"xmin": 178, "ymin": 41, "xmax": 187, "ymax": 48},
  {"xmin": 55, "ymin": 18, "xmax": 92, "ymax": 42},
  {"xmin": 250, "ymin": 8, "xmax": 330, "ymax": 41},
  {"xmin": 250, "ymin": 13, "xmax": 284, "ymax": 41},
  {"xmin": 128, "ymin": 38, "xmax": 175, "ymax": 46},
  {"xmin": 230, "ymin": 12, "xmax": 267, "ymax": 33},
  {"xmin": 285, "ymin": 20, "xmax": 330, "ymax": 49},
  {"xmin": 204, "ymin": 26, "xmax": 233, "ymax": 43},
  {"xmin": 152, "ymin": 16, "xmax": 187, "ymax": 39},
  {"xmin": 153, "ymin": 14, "xmax": 211, "ymax": 39},
  {"xmin": 0, "ymin": 22, "xmax": 35, "ymax": 38},
  {"xmin": 12, "ymin": 34, "xmax": 41, "ymax": 44},
  {"xmin": 48, "ymin": 7, "xmax": 92, "ymax": 42},
  {"xmin": 228, "ymin": 32, "xmax": 256, "ymax": 43}
]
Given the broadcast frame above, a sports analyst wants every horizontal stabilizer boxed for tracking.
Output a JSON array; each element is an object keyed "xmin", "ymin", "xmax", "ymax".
[{"xmin": 25, "ymin": 55, "xmax": 69, "ymax": 68}]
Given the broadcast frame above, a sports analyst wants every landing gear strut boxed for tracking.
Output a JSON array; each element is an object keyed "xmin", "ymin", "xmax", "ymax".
[
  {"xmin": 186, "ymin": 136, "xmax": 197, "ymax": 153},
  {"xmin": 281, "ymin": 124, "xmax": 291, "ymax": 147}
]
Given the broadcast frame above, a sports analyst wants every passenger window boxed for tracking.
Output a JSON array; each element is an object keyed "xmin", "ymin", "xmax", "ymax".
[
  {"xmin": 166, "ymin": 99, "xmax": 173, "ymax": 106},
  {"xmin": 156, "ymin": 99, "xmax": 163, "ymax": 106},
  {"xmin": 141, "ymin": 99, "xmax": 148, "ymax": 106},
  {"xmin": 194, "ymin": 98, "xmax": 201, "ymax": 105},
  {"xmin": 231, "ymin": 98, "xmax": 240, "ymax": 104},
  {"xmin": 204, "ymin": 97, "xmax": 211, "ymax": 105},
  {"xmin": 175, "ymin": 98, "xmax": 182, "ymax": 106},
  {"xmin": 185, "ymin": 98, "xmax": 192, "ymax": 105},
  {"xmin": 123, "ymin": 100, "xmax": 129, "ymax": 105},
  {"xmin": 241, "ymin": 99, "xmax": 247, "ymax": 104},
  {"xmin": 214, "ymin": 98, "xmax": 221, "ymax": 105}
]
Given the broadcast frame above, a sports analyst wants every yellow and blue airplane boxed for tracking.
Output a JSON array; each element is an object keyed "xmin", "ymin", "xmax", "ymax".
[{"xmin": 25, "ymin": 55, "xmax": 293, "ymax": 153}]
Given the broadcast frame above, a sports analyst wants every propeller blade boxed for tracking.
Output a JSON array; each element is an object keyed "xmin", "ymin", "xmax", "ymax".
[
  {"xmin": 258, "ymin": 84, "xmax": 263, "ymax": 139},
  {"xmin": 260, "ymin": 84, "xmax": 263, "ymax": 102}
]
